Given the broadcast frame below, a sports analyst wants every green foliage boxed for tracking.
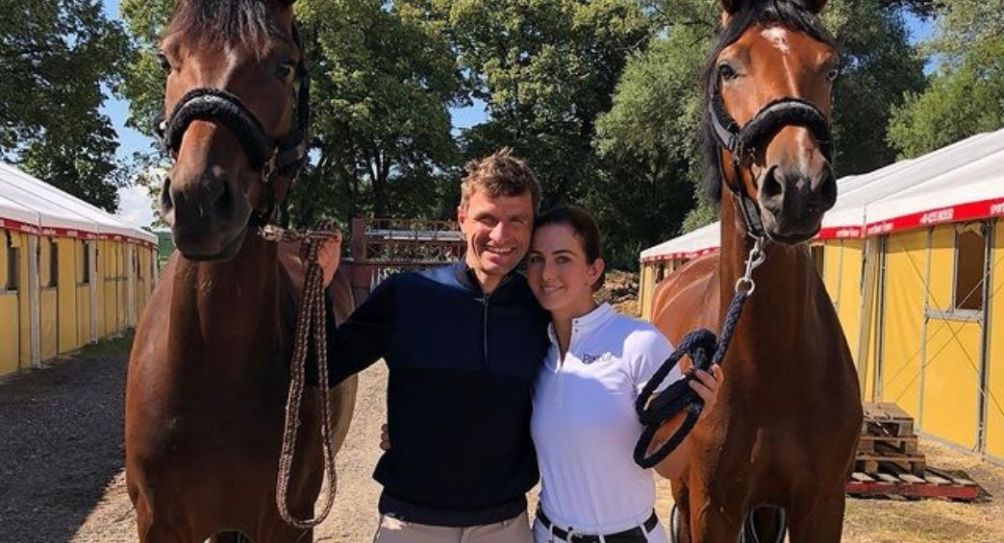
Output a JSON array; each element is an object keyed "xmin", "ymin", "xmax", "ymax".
[
  {"xmin": 888, "ymin": 1, "xmax": 1004, "ymax": 157},
  {"xmin": 291, "ymin": 0, "xmax": 462, "ymax": 224},
  {"xmin": 446, "ymin": 0, "xmax": 653, "ymax": 209},
  {"xmin": 0, "ymin": 0, "xmax": 131, "ymax": 211}
]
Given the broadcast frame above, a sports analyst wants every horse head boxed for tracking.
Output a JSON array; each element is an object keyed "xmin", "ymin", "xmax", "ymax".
[
  {"xmin": 705, "ymin": 0, "xmax": 838, "ymax": 243},
  {"xmin": 157, "ymin": 0, "xmax": 307, "ymax": 260}
]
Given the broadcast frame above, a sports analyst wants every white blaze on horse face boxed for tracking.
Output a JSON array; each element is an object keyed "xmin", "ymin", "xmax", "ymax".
[{"xmin": 761, "ymin": 27, "xmax": 791, "ymax": 54}]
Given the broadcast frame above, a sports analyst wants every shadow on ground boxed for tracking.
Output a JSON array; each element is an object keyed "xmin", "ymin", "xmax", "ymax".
[{"xmin": 0, "ymin": 336, "xmax": 133, "ymax": 542}]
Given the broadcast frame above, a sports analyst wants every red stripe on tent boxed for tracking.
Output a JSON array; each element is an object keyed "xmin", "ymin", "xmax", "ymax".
[
  {"xmin": 0, "ymin": 217, "xmax": 41, "ymax": 235},
  {"xmin": 865, "ymin": 197, "xmax": 1004, "ymax": 237},
  {"xmin": 641, "ymin": 247, "xmax": 720, "ymax": 264},
  {"xmin": 816, "ymin": 226, "xmax": 863, "ymax": 240}
]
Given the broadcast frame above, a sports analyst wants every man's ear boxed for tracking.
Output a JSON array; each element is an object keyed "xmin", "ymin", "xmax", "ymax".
[{"xmin": 457, "ymin": 205, "xmax": 467, "ymax": 233}]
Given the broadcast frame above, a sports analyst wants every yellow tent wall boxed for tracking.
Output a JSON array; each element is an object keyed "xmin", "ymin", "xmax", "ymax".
[
  {"xmin": 38, "ymin": 237, "xmax": 58, "ymax": 361},
  {"xmin": 920, "ymin": 225, "xmax": 983, "ymax": 448},
  {"xmin": 17, "ymin": 233, "xmax": 34, "ymax": 368},
  {"xmin": 985, "ymin": 220, "xmax": 1004, "ymax": 461},
  {"xmin": 878, "ymin": 229, "xmax": 928, "ymax": 422},
  {"xmin": 76, "ymin": 240, "xmax": 91, "ymax": 346},
  {"xmin": 820, "ymin": 239, "xmax": 880, "ymax": 398},
  {"xmin": 640, "ymin": 263, "xmax": 656, "ymax": 320},
  {"xmin": 0, "ymin": 229, "xmax": 19, "ymax": 375},
  {"xmin": 55, "ymin": 237, "xmax": 79, "ymax": 354}
]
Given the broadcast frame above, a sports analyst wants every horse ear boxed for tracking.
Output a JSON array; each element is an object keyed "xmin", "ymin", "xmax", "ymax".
[
  {"xmin": 796, "ymin": 0, "xmax": 828, "ymax": 13},
  {"xmin": 720, "ymin": 0, "xmax": 741, "ymax": 14}
]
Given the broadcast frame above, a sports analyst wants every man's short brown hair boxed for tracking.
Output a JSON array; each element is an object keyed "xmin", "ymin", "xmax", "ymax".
[{"xmin": 460, "ymin": 148, "xmax": 541, "ymax": 213}]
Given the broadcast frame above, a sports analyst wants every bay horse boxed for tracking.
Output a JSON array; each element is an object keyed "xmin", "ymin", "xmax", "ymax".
[
  {"xmin": 125, "ymin": 0, "xmax": 357, "ymax": 540},
  {"xmin": 650, "ymin": 0, "xmax": 861, "ymax": 541}
]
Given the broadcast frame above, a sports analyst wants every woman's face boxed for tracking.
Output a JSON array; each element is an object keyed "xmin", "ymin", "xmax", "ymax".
[{"xmin": 526, "ymin": 223, "xmax": 604, "ymax": 315}]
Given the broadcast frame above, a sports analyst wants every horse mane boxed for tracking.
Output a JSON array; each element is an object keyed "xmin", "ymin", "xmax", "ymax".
[
  {"xmin": 166, "ymin": 0, "xmax": 289, "ymax": 52},
  {"xmin": 699, "ymin": 0, "xmax": 837, "ymax": 202}
]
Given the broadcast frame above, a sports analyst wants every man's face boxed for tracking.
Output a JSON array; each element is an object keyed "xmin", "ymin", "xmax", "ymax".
[{"xmin": 458, "ymin": 189, "xmax": 534, "ymax": 284}]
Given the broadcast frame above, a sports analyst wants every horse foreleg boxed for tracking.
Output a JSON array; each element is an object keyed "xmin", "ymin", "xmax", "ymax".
[
  {"xmin": 786, "ymin": 492, "xmax": 845, "ymax": 543},
  {"xmin": 670, "ymin": 480, "xmax": 692, "ymax": 543},
  {"xmin": 687, "ymin": 501, "xmax": 743, "ymax": 543}
]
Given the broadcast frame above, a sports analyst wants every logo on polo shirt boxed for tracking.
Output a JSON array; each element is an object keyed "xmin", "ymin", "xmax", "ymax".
[{"xmin": 581, "ymin": 352, "xmax": 614, "ymax": 365}]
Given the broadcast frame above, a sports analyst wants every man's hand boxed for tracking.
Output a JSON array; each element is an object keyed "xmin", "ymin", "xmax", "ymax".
[
  {"xmin": 688, "ymin": 364, "xmax": 723, "ymax": 420},
  {"xmin": 316, "ymin": 233, "xmax": 342, "ymax": 288}
]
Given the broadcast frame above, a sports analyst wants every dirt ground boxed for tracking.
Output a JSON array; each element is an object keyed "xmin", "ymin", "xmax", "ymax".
[{"xmin": 1, "ymin": 335, "xmax": 1003, "ymax": 542}]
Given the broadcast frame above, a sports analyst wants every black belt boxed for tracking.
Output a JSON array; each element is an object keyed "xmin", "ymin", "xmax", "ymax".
[{"xmin": 536, "ymin": 508, "xmax": 659, "ymax": 543}]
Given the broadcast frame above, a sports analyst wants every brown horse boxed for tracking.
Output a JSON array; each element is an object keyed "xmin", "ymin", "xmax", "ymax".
[
  {"xmin": 650, "ymin": 0, "xmax": 861, "ymax": 541},
  {"xmin": 125, "ymin": 0, "xmax": 356, "ymax": 541}
]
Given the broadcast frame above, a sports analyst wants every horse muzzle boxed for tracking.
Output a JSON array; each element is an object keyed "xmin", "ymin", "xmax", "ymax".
[
  {"xmin": 757, "ymin": 162, "xmax": 836, "ymax": 243},
  {"xmin": 161, "ymin": 165, "xmax": 251, "ymax": 261}
]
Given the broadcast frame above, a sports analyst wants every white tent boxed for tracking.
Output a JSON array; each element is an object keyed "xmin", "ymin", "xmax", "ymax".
[{"xmin": 0, "ymin": 162, "xmax": 156, "ymax": 245}]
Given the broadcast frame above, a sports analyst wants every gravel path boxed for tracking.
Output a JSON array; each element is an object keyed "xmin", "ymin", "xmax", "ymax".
[
  {"xmin": 0, "ymin": 337, "xmax": 388, "ymax": 542},
  {"xmin": 2, "ymin": 336, "xmax": 1003, "ymax": 543}
]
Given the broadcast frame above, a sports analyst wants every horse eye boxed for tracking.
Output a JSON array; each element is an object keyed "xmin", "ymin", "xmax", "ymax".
[
  {"xmin": 276, "ymin": 60, "xmax": 295, "ymax": 80},
  {"xmin": 718, "ymin": 63, "xmax": 738, "ymax": 81},
  {"xmin": 157, "ymin": 53, "xmax": 172, "ymax": 72},
  {"xmin": 826, "ymin": 68, "xmax": 840, "ymax": 81}
]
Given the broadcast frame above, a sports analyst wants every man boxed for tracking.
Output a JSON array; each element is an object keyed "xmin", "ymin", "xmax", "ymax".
[{"xmin": 321, "ymin": 149, "xmax": 549, "ymax": 543}]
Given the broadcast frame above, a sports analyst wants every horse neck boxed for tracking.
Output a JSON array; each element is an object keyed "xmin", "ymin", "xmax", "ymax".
[
  {"xmin": 171, "ymin": 233, "xmax": 283, "ymax": 364},
  {"xmin": 718, "ymin": 189, "xmax": 818, "ymax": 351}
]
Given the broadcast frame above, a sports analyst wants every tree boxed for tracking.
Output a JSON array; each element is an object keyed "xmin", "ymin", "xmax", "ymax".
[
  {"xmin": 445, "ymin": 0, "xmax": 653, "ymax": 207},
  {"xmin": 291, "ymin": 0, "xmax": 462, "ymax": 224},
  {"xmin": 1, "ymin": 0, "xmax": 131, "ymax": 211},
  {"xmin": 888, "ymin": 1, "xmax": 1004, "ymax": 157}
]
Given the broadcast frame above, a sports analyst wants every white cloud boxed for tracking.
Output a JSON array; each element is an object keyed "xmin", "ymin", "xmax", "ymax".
[{"xmin": 115, "ymin": 183, "xmax": 158, "ymax": 229}]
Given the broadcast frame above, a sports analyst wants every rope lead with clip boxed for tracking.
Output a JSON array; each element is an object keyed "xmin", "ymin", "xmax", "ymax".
[{"xmin": 633, "ymin": 236, "xmax": 766, "ymax": 469}]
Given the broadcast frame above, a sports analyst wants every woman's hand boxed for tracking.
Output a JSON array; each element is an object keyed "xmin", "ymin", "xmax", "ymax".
[{"xmin": 688, "ymin": 364, "xmax": 723, "ymax": 420}]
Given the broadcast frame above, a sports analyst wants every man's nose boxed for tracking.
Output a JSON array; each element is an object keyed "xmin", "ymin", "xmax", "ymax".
[{"xmin": 490, "ymin": 221, "xmax": 509, "ymax": 242}]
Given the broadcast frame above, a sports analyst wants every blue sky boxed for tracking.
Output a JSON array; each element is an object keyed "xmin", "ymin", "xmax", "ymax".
[{"xmin": 100, "ymin": 0, "xmax": 933, "ymax": 226}]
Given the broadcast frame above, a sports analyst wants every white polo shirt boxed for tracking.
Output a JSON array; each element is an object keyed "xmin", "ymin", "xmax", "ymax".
[{"xmin": 530, "ymin": 303, "xmax": 682, "ymax": 535}]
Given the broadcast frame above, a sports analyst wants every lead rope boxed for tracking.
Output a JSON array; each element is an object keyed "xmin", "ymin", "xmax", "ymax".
[
  {"xmin": 633, "ymin": 236, "xmax": 766, "ymax": 469},
  {"xmin": 261, "ymin": 223, "xmax": 340, "ymax": 529}
]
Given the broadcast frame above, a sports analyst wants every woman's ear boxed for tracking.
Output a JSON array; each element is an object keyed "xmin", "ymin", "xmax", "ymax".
[{"xmin": 589, "ymin": 257, "xmax": 606, "ymax": 288}]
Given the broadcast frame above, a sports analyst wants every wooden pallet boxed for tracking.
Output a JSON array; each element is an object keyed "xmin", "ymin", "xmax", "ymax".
[
  {"xmin": 862, "ymin": 402, "xmax": 915, "ymax": 437},
  {"xmin": 847, "ymin": 468, "xmax": 986, "ymax": 502},
  {"xmin": 856, "ymin": 452, "xmax": 926, "ymax": 475},
  {"xmin": 857, "ymin": 434, "xmax": 918, "ymax": 454}
]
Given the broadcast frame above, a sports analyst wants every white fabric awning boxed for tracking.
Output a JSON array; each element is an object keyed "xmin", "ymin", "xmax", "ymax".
[{"xmin": 0, "ymin": 162, "xmax": 157, "ymax": 246}]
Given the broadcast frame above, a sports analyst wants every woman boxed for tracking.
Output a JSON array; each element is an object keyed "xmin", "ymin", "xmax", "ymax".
[{"xmin": 525, "ymin": 205, "xmax": 722, "ymax": 543}]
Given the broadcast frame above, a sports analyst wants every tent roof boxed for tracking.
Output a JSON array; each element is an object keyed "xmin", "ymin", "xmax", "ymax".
[
  {"xmin": 640, "ymin": 127, "xmax": 1004, "ymax": 262},
  {"xmin": 819, "ymin": 129, "xmax": 1004, "ymax": 238},
  {"xmin": 0, "ymin": 162, "xmax": 156, "ymax": 245},
  {"xmin": 639, "ymin": 222, "xmax": 719, "ymax": 261}
]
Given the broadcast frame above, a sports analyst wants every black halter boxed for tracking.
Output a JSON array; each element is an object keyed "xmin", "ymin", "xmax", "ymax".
[
  {"xmin": 708, "ymin": 75, "xmax": 832, "ymax": 238},
  {"xmin": 154, "ymin": 27, "xmax": 311, "ymax": 227}
]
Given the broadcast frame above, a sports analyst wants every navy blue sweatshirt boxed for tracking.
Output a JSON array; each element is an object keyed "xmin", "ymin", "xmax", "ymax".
[{"xmin": 328, "ymin": 262, "xmax": 549, "ymax": 526}]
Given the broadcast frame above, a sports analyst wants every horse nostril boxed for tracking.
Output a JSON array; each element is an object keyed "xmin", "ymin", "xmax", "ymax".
[
  {"xmin": 161, "ymin": 177, "xmax": 174, "ymax": 215},
  {"xmin": 759, "ymin": 166, "xmax": 784, "ymax": 213},
  {"xmin": 817, "ymin": 168, "xmax": 837, "ymax": 209}
]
